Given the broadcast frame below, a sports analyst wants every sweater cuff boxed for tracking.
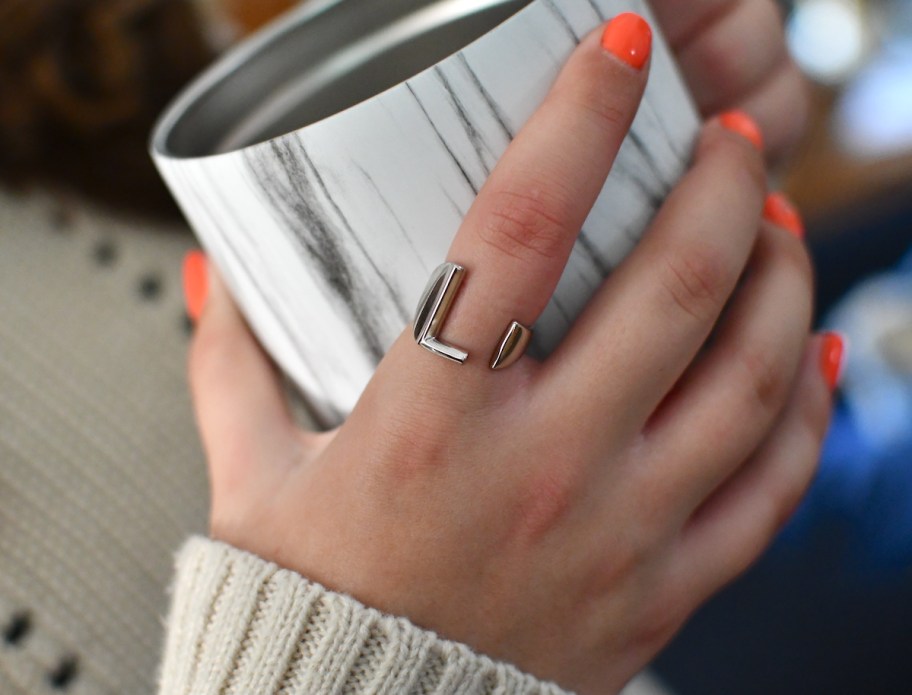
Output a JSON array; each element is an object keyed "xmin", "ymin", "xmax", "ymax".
[{"xmin": 158, "ymin": 536, "xmax": 569, "ymax": 694}]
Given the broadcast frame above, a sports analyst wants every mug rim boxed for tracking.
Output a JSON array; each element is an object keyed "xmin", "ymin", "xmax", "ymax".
[{"xmin": 151, "ymin": 0, "xmax": 536, "ymax": 161}]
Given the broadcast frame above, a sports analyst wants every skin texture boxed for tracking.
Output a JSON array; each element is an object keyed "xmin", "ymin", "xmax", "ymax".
[
  {"xmin": 187, "ymin": 4, "xmax": 824, "ymax": 694},
  {"xmin": 651, "ymin": 0, "xmax": 809, "ymax": 162}
]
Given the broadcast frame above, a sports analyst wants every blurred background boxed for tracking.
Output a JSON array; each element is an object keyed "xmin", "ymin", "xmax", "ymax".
[
  {"xmin": 0, "ymin": 0, "xmax": 909, "ymax": 693},
  {"xmin": 658, "ymin": 2, "xmax": 912, "ymax": 693}
]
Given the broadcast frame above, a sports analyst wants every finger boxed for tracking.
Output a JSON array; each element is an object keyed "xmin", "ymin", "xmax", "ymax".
[
  {"xmin": 737, "ymin": 58, "xmax": 811, "ymax": 164},
  {"xmin": 643, "ymin": 196, "xmax": 813, "ymax": 510},
  {"xmin": 543, "ymin": 117, "xmax": 767, "ymax": 436},
  {"xmin": 652, "ymin": 0, "xmax": 808, "ymax": 163},
  {"xmin": 650, "ymin": 0, "xmax": 736, "ymax": 49},
  {"xmin": 415, "ymin": 15, "xmax": 652, "ymax": 377},
  {"xmin": 185, "ymin": 253, "xmax": 305, "ymax": 495},
  {"xmin": 673, "ymin": 0, "xmax": 788, "ymax": 120},
  {"xmin": 671, "ymin": 333, "xmax": 844, "ymax": 599}
]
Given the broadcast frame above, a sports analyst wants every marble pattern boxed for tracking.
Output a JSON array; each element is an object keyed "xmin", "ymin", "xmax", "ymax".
[{"xmin": 153, "ymin": 0, "xmax": 700, "ymax": 427}]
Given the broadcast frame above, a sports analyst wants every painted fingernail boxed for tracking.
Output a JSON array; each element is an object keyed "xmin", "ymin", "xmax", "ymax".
[
  {"xmin": 718, "ymin": 110, "xmax": 764, "ymax": 152},
  {"xmin": 601, "ymin": 13, "xmax": 652, "ymax": 70},
  {"xmin": 182, "ymin": 250, "xmax": 208, "ymax": 323},
  {"xmin": 763, "ymin": 192, "xmax": 805, "ymax": 239},
  {"xmin": 820, "ymin": 332, "xmax": 847, "ymax": 391}
]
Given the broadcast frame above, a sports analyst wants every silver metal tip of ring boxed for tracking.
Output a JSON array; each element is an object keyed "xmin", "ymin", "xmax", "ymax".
[{"xmin": 490, "ymin": 321, "xmax": 533, "ymax": 370}]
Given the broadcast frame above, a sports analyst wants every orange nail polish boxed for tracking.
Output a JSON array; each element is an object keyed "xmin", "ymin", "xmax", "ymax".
[
  {"xmin": 601, "ymin": 13, "xmax": 652, "ymax": 70},
  {"xmin": 718, "ymin": 110, "xmax": 764, "ymax": 152},
  {"xmin": 820, "ymin": 332, "xmax": 847, "ymax": 392},
  {"xmin": 763, "ymin": 192, "xmax": 805, "ymax": 239},
  {"xmin": 182, "ymin": 250, "xmax": 208, "ymax": 323}
]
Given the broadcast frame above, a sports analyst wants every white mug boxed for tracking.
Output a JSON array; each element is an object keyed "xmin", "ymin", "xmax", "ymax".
[{"xmin": 152, "ymin": 0, "xmax": 699, "ymax": 426}]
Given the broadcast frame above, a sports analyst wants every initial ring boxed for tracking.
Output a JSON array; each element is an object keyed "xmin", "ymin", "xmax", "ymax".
[{"xmin": 413, "ymin": 263, "xmax": 533, "ymax": 370}]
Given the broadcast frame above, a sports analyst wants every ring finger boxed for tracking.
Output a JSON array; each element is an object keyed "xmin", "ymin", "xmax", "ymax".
[{"xmin": 645, "ymin": 201, "xmax": 814, "ymax": 513}]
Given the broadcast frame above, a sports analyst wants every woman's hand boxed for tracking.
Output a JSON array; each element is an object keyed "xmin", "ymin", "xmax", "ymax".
[
  {"xmin": 652, "ymin": 0, "xmax": 810, "ymax": 162},
  {"xmin": 184, "ymin": 15, "xmax": 837, "ymax": 695}
]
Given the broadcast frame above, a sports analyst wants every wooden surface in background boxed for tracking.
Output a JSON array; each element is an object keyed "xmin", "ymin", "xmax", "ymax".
[
  {"xmin": 784, "ymin": 85, "xmax": 912, "ymax": 232},
  {"xmin": 219, "ymin": 0, "xmax": 298, "ymax": 33}
]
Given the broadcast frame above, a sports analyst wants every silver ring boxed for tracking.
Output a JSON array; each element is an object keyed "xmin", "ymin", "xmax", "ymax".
[
  {"xmin": 413, "ymin": 263, "xmax": 533, "ymax": 370},
  {"xmin": 413, "ymin": 263, "xmax": 469, "ymax": 364},
  {"xmin": 490, "ymin": 321, "xmax": 533, "ymax": 371}
]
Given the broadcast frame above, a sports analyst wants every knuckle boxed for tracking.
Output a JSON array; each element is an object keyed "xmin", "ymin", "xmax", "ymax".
[
  {"xmin": 510, "ymin": 434, "xmax": 589, "ymax": 545},
  {"xmin": 734, "ymin": 138, "xmax": 768, "ymax": 192},
  {"xmin": 777, "ymin": 64, "xmax": 813, "ymax": 154},
  {"xmin": 763, "ymin": 488, "xmax": 795, "ymax": 548},
  {"xmin": 734, "ymin": 452, "xmax": 825, "ymax": 582},
  {"xmin": 786, "ymin": 244, "xmax": 816, "ymax": 305},
  {"xmin": 777, "ymin": 425, "xmax": 827, "ymax": 521},
  {"xmin": 755, "ymin": 474, "xmax": 809, "ymax": 560},
  {"xmin": 632, "ymin": 587, "xmax": 689, "ymax": 654},
  {"xmin": 704, "ymin": 0, "xmax": 785, "ymax": 96},
  {"xmin": 616, "ymin": 519, "xmax": 658, "ymax": 578},
  {"xmin": 761, "ymin": 229, "xmax": 816, "ymax": 313},
  {"xmin": 477, "ymin": 184, "xmax": 573, "ymax": 264},
  {"xmin": 368, "ymin": 402, "xmax": 455, "ymax": 482},
  {"xmin": 513, "ymin": 463, "xmax": 580, "ymax": 543},
  {"xmin": 736, "ymin": 343, "xmax": 792, "ymax": 419},
  {"xmin": 659, "ymin": 247, "xmax": 731, "ymax": 323},
  {"xmin": 753, "ymin": 58, "xmax": 813, "ymax": 161},
  {"xmin": 583, "ymin": 511, "xmax": 657, "ymax": 599},
  {"xmin": 721, "ymin": 498, "xmax": 788, "ymax": 582},
  {"xmin": 755, "ymin": 0, "xmax": 787, "ymax": 48},
  {"xmin": 731, "ymin": 518, "xmax": 775, "ymax": 579},
  {"xmin": 782, "ymin": 232, "xmax": 814, "ymax": 278},
  {"xmin": 772, "ymin": 476, "xmax": 809, "ymax": 533},
  {"xmin": 695, "ymin": 39, "xmax": 741, "ymax": 98}
]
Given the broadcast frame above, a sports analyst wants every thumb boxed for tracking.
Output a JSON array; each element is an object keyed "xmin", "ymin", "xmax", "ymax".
[{"xmin": 182, "ymin": 251, "xmax": 299, "ymax": 503}]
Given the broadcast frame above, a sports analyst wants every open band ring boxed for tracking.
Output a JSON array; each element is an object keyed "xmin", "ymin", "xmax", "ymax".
[{"xmin": 413, "ymin": 263, "xmax": 533, "ymax": 370}]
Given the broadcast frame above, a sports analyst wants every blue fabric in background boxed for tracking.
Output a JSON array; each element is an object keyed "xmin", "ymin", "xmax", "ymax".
[{"xmin": 778, "ymin": 249, "xmax": 912, "ymax": 573}]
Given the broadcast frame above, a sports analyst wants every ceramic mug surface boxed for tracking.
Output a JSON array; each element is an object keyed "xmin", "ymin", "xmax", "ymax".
[{"xmin": 152, "ymin": 0, "xmax": 700, "ymax": 426}]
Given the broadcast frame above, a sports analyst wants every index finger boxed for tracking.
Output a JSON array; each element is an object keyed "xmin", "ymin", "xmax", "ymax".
[{"xmin": 405, "ymin": 15, "xmax": 653, "ymax": 381}]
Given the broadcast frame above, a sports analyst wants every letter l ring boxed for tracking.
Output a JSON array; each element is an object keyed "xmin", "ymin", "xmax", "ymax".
[{"xmin": 413, "ymin": 263, "xmax": 532, "ymax": 370}]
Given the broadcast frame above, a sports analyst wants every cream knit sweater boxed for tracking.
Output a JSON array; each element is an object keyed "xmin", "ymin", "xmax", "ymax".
[
  {"xmin": 159, "ymin": 538, "xmax": 677, "ymax": 695},
  {"xmin": 159, "ymin": 537, "xmax": 569, "ymax": 694},
  {"xmin": 1, "ymin": 187, "xmax": 670, "ymax": 695}
]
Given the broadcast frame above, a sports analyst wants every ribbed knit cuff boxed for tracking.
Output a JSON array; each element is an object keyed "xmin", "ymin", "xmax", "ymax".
[{"xmin": 158, "ymin": 536, "xmax": 570, "ymax": 694}]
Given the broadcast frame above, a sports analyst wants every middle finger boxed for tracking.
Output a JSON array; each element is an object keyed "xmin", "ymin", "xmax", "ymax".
[{"xmin": 542, "ymin": 118, "xmax": 767, "ymax": 436}]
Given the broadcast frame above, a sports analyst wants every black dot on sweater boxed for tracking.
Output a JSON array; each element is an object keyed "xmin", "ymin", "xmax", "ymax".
[
  {"xmin": 2, "ymin": 612, "xmax": 31, "ymax": 645},
  {"xmin": 92, "ymin": 239, "xmax": 118, "ymax": 267},
  {"xmin": 48, "ymin": 656, "xmax": 79, "ymax": 690},
  {"xmin": 49, "ymin": 206, "xmax": 75, "ymax": 232},
  {"xmin": 181, "ymin": 313, "xmax": 194, "ymax": 336},
  {"xmin": 138, "ymin": 273, "xmax": 162, "ymax": 300}
]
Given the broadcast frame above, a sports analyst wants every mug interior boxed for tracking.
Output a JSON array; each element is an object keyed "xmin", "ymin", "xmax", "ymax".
[{"xmin": 159, "ymin": 0, "xmax": 534, "ymax": 158}]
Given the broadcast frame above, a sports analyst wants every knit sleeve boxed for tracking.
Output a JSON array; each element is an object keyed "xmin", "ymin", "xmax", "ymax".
[{"xmin": 157, "ymin": 536, "xmax": 570, "ymax": 694}]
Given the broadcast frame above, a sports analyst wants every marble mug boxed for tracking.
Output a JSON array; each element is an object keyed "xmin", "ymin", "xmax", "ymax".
[{"xmin": 152, "ymin": 0, "xmax": 700, "ymax": 427}]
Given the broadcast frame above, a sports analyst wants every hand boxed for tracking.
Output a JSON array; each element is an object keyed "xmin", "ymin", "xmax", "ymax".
[
  {"xmin": 185, "ymin": 16, "xmax": 836, "ymax": 695},
  {"xmin": 652, "ymin": 0, "xmax": 810, "ymax": 162}
]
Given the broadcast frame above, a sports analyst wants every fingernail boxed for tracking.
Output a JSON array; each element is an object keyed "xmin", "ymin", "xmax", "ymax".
[
  {"xmin": 763, "ymin": 192, "xmax": 805, "ymax": 239},
  {"xmin": 601, "ymin": 13, "xmax": 652, "ymax": 70},
  {"xmin": 718, "ymin": 110, "xmax": 764, "ymax": 152},
  {"xmin": 182, "ymin": 250, "xmax": 208, "ymax": 323},
  {"xmin": 820, "ymin": 332, "xmax": 847, "ymax": 391}
]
